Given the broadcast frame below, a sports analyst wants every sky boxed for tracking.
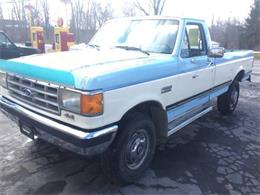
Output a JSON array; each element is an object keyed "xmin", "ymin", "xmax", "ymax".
[
  {"xmin": 163, "ymin": 0, "xmax": 254, "ymax": 24},
  {"xmin": 0, "ymin": 0, "xmax": 254, "ymax": 26}
]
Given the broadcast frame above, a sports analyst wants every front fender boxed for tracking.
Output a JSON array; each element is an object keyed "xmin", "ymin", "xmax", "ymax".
[{"xmin": 102, "ymin": 83, "xmax": 166, "ymax": 127}]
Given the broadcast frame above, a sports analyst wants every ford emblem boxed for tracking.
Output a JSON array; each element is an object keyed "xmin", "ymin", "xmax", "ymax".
[{"xmin": 22, "ymin": 88, "xmax": 33, "ymax": 97}]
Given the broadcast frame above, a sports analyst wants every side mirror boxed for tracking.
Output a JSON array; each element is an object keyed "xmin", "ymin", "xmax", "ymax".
[{"xmin": 208, "ymin": 47, "xmax": 225, "ymax": 58}]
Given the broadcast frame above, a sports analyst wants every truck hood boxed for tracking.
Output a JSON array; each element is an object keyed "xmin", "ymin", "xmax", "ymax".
[
  {"xmin": 0, "ymin": 48, "xmax": 177, "ymax": 91},
  {"xmin": 11, "ymin": 48, "xmax": 150, "ymax": 72}
]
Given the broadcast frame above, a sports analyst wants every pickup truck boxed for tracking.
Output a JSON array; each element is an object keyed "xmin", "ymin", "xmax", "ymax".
[
  {"xmin": 0, "ymin": 31, "xmax": 40, "ymax": 59},
  {"xmin": 0, "ymin": 17, "xmax": 254, "ymax": 183}
]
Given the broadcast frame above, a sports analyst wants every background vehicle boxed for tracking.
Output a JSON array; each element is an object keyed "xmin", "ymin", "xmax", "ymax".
[
  {"xmin": 0, "ymin": 17, "xmax": 254, "ymax": 183},
  {"xmin": 0, "ymin": 31, "xmax": 40, "ymax": 59}
]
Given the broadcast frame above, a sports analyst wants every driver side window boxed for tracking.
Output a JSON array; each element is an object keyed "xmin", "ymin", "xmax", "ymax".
[
  {"xmin": 180, "ymin": 23, "xmax": 207, "ymax": 58},
  {"xmin": 180, "ymin": 32, "xmax": 190, "ymax": 58}
]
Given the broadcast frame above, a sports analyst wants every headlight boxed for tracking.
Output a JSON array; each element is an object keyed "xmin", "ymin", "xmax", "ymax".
[
  {"xmin": 0, "ymin": 71, "xmax": 7, "ymax": 88},
  {"xmin": 60, "ymin": 89, "xmax": 103, "ymax": 116}
]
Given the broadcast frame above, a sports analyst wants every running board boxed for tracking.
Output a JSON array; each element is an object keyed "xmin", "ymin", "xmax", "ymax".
[{"xmin": 167, "ymin": 107, "xmax": 213, "ymax": 137}]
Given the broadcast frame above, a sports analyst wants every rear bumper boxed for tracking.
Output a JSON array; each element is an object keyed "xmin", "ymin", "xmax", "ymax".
[{"xmin": 0, "ymin": 95, "xmax": 118, "ymax": 156}]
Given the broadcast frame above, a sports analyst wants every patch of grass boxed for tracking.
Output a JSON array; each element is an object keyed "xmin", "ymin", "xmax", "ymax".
[{"xmin": 254, "ymin": 52, "xmax": 260, "ymax": 60}]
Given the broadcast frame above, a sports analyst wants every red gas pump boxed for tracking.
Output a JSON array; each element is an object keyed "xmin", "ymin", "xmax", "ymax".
[
  {"xmin": 31, "ymin": 26, "xmax": 45, "ymax": 53},
  {"xmin": 54, "ymin": 17, "xmax": 75, "ymax": 52}
]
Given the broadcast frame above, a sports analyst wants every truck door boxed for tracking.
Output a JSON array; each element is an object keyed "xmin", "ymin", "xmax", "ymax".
[
  {"xmin": 0, "ymin": 32, "xmax": 20, "ymax": 59},
  {"xmin": 167, "ymin": 22, "xmax": 215, "ymax": 128},
  {"xmin": 170, "ymin": 23, "xmax": 214, "ymax": 111},
  {"xmin": 179, "ymin": 23, "xmax": 215, "ymax": 98}
]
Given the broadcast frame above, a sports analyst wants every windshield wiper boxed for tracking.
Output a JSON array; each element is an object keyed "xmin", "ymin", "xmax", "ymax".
[
  {"xmin": 114, "ymin": 46, "xmax": 150, "ymax": 56},
  {"xmin": 87, "ymin": 44, "xmax": 100, "ymax": 50}
]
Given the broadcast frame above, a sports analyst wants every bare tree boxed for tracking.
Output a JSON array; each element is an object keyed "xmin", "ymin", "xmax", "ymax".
[
  {"xmin": 93, "ymin": 1, "xmax": 113, "ymax": 28},
  {"xmin": 0, "ymin": 3, "xmax": 4, "ymax": 19},
  {"xmin": 210, "ymin": 18, "xmax": 243, "ymax": 49},
  {"xmin": 10, "ymin": 0, "xmax": 27, "ymax": 21},
  {"xmin": 35, "ymin": 0, "xmax": 51, "ymax": 40},
  {"xmin": 60, "ymin": 0, "xmax": 71, "ymax": 25},
  {"xmin": 66, "ymin": 0, "xmax": 113, "ymax": 41},
  {"xmin": 122, "ymin": 3, "xmax": 136, "ymax": 17},
  {"xmin": 60, "ymin": 0, "xmax": 71, "ymax": 5},
  {"xmin": 60, "ymin": 0, "xmax": 114, "ymax": 43},
  {"xmin": 69, "ymin": 0, "xmax": 85, "ymax": 42},
  {"xmin": 37, "ymin": 0, "xmax": 50, "ymax": 26},
  {"xmin": 134, "ymin": 0, "xmax": 167, "ymax": 16}
]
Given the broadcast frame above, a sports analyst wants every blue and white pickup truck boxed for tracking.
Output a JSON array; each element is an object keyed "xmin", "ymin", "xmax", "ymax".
[{"xmin": 0, "ymin": 17, "xmax": 254, "ymax": 183}]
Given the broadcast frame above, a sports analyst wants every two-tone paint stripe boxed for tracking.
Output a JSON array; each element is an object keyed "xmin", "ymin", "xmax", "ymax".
[
  {"xmin": 0, "ymin": 50, "xmax": 253, "ymax": 92},
  {"xmin": 166, "ymin": 81, "xmax": 231, "ymax": 123}
]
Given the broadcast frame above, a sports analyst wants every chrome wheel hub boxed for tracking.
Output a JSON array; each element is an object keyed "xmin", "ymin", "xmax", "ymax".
[{"xmin": 125, "ymin": 129, "xmax": 149, "ymax": 170}]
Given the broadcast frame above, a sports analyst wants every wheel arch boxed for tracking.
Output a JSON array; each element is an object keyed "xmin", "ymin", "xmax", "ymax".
[
  {"xmin": 234, "ymin": 69, "xmax": 245, "ymax": 82},
  {"xmin": 119, "ymin": 100, "xmax": 169, "ymax": 143}
]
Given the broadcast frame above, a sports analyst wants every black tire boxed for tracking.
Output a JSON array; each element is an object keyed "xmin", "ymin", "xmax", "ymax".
[
  {"xmin": 217, "ymin": 80, "xmax": 240, "ymax": 115},
  {"xmin": 101, "ymin": 112, "xmax": 156, "ymax": 184}
]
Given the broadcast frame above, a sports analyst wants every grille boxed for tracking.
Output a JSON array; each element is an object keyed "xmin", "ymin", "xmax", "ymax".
[{"xmin": 7, "ymin": 74, "xmax": 60, "ymax": 114}]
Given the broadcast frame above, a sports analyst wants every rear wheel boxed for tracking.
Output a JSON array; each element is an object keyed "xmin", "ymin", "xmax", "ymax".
[
  {"xmin": 217, "ymin": 80, "xmax": 240, "ymax": 115},
  {"xmin": 101, "ymin": 112, "xmax": 156, "ymax": 184}
]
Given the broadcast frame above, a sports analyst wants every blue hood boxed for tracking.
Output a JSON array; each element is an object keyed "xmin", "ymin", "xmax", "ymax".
[{"xmin": 0, "ymin": 48, "xmax": 179, "ymax": 91}]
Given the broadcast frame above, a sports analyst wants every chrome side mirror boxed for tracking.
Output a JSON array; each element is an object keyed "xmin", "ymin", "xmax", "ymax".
[{"xmin": 208, "ymin": 47, "xmax": 225, "ymax": 58}]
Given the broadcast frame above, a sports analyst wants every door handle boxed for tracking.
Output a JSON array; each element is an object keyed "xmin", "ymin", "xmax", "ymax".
[
  {"xmin": 191, "ymin": 58, "xmax": 196, "ymax": 63},
  {"xmin": 192, "ymin": 74, "xmax": 199, "ymax": 79},
  {"xmin": 208, "ymin": 61, "xmax": 215, "ymax": 67},
  {"xmin": 207, "ymin": 58, "xmax": 215, "ymax": 67}
]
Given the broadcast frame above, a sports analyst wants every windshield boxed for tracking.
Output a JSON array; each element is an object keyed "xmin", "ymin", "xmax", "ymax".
[{"xmin": 90, "ymin": 19, "xmax": 179, "ymax": 54}]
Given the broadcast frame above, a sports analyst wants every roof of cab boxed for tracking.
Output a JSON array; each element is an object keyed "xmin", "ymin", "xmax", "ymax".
[{"xmin": 109, "ymin": 16, "xmax": 205, "ymax": 23}]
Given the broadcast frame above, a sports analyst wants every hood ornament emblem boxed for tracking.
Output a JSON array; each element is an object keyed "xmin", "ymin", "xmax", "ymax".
[{"xmin": 22, "ymin": 88, "xmax": 34, "ymax": 98}]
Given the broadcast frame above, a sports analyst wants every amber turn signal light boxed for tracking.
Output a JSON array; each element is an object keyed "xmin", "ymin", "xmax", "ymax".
[{"xmin": 80, "ymin": 93, "xmax": 103, "ymax": 115}]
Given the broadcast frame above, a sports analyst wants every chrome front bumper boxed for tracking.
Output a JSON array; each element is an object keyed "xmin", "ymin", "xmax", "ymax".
[{"xmin": 0, "ymin": 95, "xmax": 118, "ymax": 156}]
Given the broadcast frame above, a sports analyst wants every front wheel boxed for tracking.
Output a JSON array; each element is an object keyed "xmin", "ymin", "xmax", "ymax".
[
  {"xmin": 101, "ymin": 112, "xmax": 156, "ymax": 184},
  {"xmin": 217, "ymin": 80, "xmax": 240, "ymax": 115}
]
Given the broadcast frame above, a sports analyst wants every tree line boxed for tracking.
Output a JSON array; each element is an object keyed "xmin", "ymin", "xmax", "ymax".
[
  {"xmin": 0, "ymin": 0, "xmax": 259, "ymax": 50},
  {"xmin": 59, "ymin": 0, "xmax": 168, "ymax": 42},
  {"xmin": 210, "ymin": 0, "xmax": 260, "ymax": 50},
  {"xmin": 0, "ymin": 0, "xmax": 167, "ymax": 43}
]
